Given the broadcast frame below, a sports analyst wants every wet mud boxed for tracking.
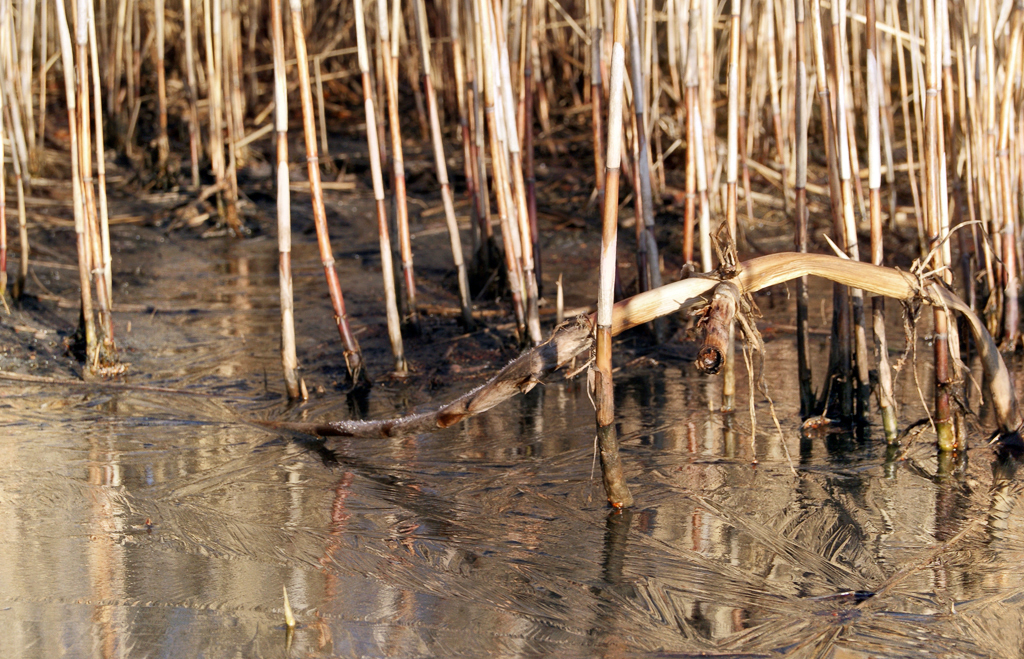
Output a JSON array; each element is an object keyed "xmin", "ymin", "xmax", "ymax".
[{"xmin": 3, "ymin": 140, "xmax": 1024, "ymax": 658}]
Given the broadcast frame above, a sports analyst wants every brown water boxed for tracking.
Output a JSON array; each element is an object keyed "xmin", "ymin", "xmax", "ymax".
[{"xmin": 3, "ymin": 199, "xmax": 1024, "ymax": 658}]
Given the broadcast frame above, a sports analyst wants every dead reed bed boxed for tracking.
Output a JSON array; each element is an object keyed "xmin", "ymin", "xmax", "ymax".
[{"xmin": 1, "ymin": 0, "xmax": 1023, "ymax": 502}]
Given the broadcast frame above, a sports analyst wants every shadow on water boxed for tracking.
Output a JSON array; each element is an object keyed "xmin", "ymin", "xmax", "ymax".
[{"xmin": 6, "ymin": 230, "xmax": 1024, "ymax": 657}]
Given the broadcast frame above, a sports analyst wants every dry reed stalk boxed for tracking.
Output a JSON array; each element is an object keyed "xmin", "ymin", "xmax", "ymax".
[
  {"xmin": 738, "ymin": 0, "xmax": 753, "ymax": 221},
  {"xmin": 110, "ymin": 0, "xmax": 126, "ymax": 114},
  {"xmin": 220, "ymin": 0, "xmax": 242, "ymax": 230},
  {"xmin": 154, "ymin": 0, "xmax": 169, "ymax": 168},
  {"xmin": 666, "ymin": 0, "xmax": 680, "ymax": 100},
  {"xmin": 523, "ymin": 0, "xmax": 541, "ymax": 296},
  {"xmin": 0, "ymin": 1, "xmax": 5, "ymax": 304},
  {"xmin": 764, "ymin": 0, "xmax": 788, "ymax": 213},
  {"xmin": 810, "ymin": 0, "xmax": 852, "ymax": 419},
  {"xmin": 475, "ymin": 0, "xmax": 527, "ymax": 338},
  {"xmin": 590, "ymin": 0, "xmax": 605, "ymax": 211},
  {"xmin": 0, "ymin": 2, "xmax": 20, "ymax": 300},
  {"xmin": 997, "ymin": 7, "xmax": 1022, "ymax": 345},
  {"xmin": 16, "ymin": 0, "xmax": 31, "ymax": 151},
  {"xmin": 289, "ymin": 0, "xmax": 366, "ymax": 383},
  {"xmin": 35, "ymin": 0, "xmax": 45, "ymax": 160},
  {"xmin": 794, "ymin": 0, "xmax": 812, "ymax": 415},
  {"xmin": 55, "ymin": 0, "xmax": 98, "ymax": 365},
  {"xmin": 840, "ymin": 3, "xmax": 867, "ymax": 225},
  {"xmin": 865, "ymin": 0, "xmax": 896, "ymax": 440},
  {"xmin": 888, "ymin": 0, "xmax": 923, "ymax": 250},
  {"xmin": 958, "ymin": 7, "xmax": 984, "ymax": 308},
  {"xmin": 938, "ymin": 0, "xmax": 953, "ymax": 137},
  {"xmin": 877, "ymin": 2, "xmax": 897, "ymax": 230},
  {"xmin": 595, "ymin": 0, "xmax": 632, "ymax": 508},
  {"xmin": 682, "ymin": 0, "xmax": 698, "ymax": 267},
  {"xmin": 692, "ymin": 96, "xmax": 711, "ymax": 274},
  {"xmin": 183, "ymin": 0, "xmax": 201, "ymax": 188},
  {"xmin": 450, "ymin": 0, "xmax": 480, "ymax": 262},
  {"xmin": 88, "ymin": 0, "xmax": 112, "ymax": 302},
  {"xmin": 625, "ymin": 0, "xmax": 661, "ymax": 303},
  {"xmin": 271, "ymin": 0, "xmax": 300, "ymax": 400},
  {"xmin": 725, "ymin": 0, "xmax": 739, "ymax": 240},
  {"xmin": 716, "ymin": 0, "xmax": 742, "ymax": 412},
  {"xmin": 981, "ymin": 0, "xmax": 1001, "ymax": 336},
  {"xmin": 354, "ymin": 0, "xmax": 406, "ymax": 374},
  {"xmin": 921, "ymin": 0, "xmax": 957, "ymax": 449},
  {"xmin": 75, "ymin": 0, "xmax": 114, "ymax": 358},
  {"xmin": 313, "ymin": 56, "xmax": 327, "ymax": 155},
  {"xmin": 908, "ymin": 0, "xmax": 929, "ymax": 246},
  {"xmin": 466, "ymin": 0, "xmax": 492, "ymax": 256},
  {"xmin": 698, "ymin": 0, "xmax": 714, "ymax": 191},
  {"xmin": 377, "ymin": 0, "xmax": 417, "ymax": 329},
  {"xmin": 413, "ymin": 0, "xmax": 477, "ymax": 331},
  {"xmin": 2, "ymin": 20, "xmax": 28, "ymax": 197},
  {"xmin": 203, "ymin": 0, "xmax": 227, "ymax": 221},
  {"xmin": 7, "ymin": 76, "xmax": 25, "ymax": 298},
  {"xmin": 131, "ymin": 0, "xmax": 139, "ymax": 115},
  {"xmin": 830, "ymin": 0, "xmax": 870, "ymax": 419},
  {"xmin": 489, "ymin": 0, "xmax": 542, "ymax": 343}
]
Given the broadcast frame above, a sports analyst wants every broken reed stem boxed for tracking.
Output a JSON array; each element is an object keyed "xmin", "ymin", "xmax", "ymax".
[
  {"xmin": 378, "ymin": 0, "xmax": 417, "ymax": 330},
  {"xmin": 413, "ymin": 0, "xmax": 475, "ymax": 331},
  {"xmin": 354, "ymin": 0, "xmax": 405, "ymax": 375},
  {"xmin": 289, "ymin": 0, "xmax": 366, "ymax": 384},
  {"xmin": 269, "ymin": 253, "xmax": 1024, "ymax": 457},
  {"xmin": 271, "ymin": 0, "xmax": 300, "ymax": 400},
  {"xmin": 696, "ymin": 282, "xmax": 739, "ymax": 375},
  {"xmin": 595, "ymin": 0, "xmax": 632, "ymax": 509}
]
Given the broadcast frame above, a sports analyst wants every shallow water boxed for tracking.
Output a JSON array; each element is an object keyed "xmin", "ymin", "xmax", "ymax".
[{"xmin": 4, "ymin": 220, "xmax": 1024, "ymax": 658}]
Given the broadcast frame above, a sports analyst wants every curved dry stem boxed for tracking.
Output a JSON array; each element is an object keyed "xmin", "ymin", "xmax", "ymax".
[{"xmin": 269, "ymin": 253, "xmax": 1021, "ymax": 441}]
